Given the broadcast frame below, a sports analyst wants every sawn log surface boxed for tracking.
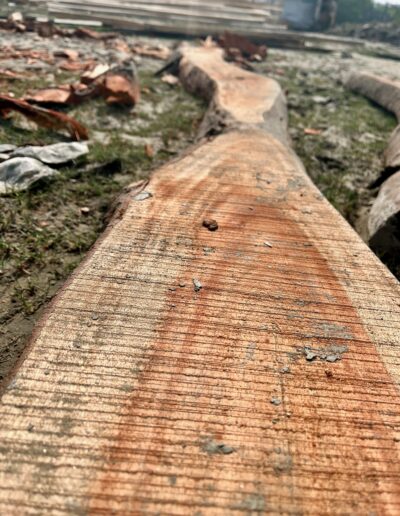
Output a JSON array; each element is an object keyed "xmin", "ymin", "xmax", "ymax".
[{"xmin": 0, "ymin": 47, "xmax": 400, "ymax": 515}]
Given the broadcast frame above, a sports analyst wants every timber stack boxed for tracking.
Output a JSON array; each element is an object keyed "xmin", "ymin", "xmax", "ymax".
[{"xmin": 18, "ymin": 0, "xmax": 372, "ymax": 52}]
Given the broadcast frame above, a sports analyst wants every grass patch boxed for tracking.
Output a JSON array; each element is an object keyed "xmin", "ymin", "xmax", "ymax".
[{"xmin": 274, "ymin": 65, "xmax": 396, "ymax": 225}]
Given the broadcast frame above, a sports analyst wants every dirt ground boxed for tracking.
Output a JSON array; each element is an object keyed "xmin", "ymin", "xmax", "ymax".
[{"xmin": 1, "ymin": 29, "xmax": 400, "ymax": 384}]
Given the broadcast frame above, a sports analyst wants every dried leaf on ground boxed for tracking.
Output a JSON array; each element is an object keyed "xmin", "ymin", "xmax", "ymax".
[
  {"xmin": 145, "ymin": 144, "xmax": 155, "ymax": 158},
  {"xmin": 131, "ymin": 43, "xmax": 170, "ymax": 60},
  {"xmin": 304, "ymin": 128, "xmax": 322, "ymax": 136},
  {"xmin": 0, "ymin": 95, "xmax": 89, "ymax": 140}
]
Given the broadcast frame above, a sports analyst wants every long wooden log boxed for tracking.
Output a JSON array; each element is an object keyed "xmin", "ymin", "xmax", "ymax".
[
  {"xmin": 345, "ymin": 72, "xmax": 400, "ymax": 123},
  {"xmin": 0, "ymin": 46, "xmax": 400, "ymax": 515},
  {"xmin": 346, "ymin": 73, "xmax": 400, "ymax": 172},
  {"xmin": 369, "ymin": 170, "xmax": 400, "ymax": 256},
  {"xmin": 345, "ymin": 72, "xmax": 400, "ymax": 252}
]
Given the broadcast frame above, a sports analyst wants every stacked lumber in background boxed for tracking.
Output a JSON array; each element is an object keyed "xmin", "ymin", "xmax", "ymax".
[
  {"xmin": 37, "ymin": 0, "xmax": 368, "ymax": 52},
  {"xmin": 45, "ymin": 0, "xmax": 285, "ymax": 35},
  {"xmin": 0, "ymin": 45, "xmax": 399, "ymax": 514}
]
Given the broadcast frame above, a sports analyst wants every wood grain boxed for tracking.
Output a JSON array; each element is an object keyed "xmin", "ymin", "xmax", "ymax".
[{"xmin": 0, "ymin": 47, "xmax": 399, "ymax": 515}]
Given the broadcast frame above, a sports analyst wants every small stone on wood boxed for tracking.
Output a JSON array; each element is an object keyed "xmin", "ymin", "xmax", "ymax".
[{"xmin": 202, "ymin": 219, "xmax": 219, "ymax": 231}]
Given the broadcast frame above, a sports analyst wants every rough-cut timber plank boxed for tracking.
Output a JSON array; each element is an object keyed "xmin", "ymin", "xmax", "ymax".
[
  {"xmin": 178, "ymin": 45, "xmax": 288, "ymax": 142},
  {"xmin": 0, "ymin": 47, "xmax": 400, "ymax": 515}
]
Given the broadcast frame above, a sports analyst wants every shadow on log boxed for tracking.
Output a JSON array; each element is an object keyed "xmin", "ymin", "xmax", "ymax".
[{"xmin": 0, "ymin": 47, "xmax": 399, "ymax": 515}]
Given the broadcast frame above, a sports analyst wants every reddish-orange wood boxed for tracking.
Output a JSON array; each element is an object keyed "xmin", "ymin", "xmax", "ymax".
[{"xmin": 0, "ymin": 47, "xmax": 399, "ymax": 515}]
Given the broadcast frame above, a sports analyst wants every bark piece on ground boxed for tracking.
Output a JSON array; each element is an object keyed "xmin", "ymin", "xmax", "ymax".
[
  {"xmin": 101, "ymin": 65, "xmax": 140, "ymax": 106},
  {"xmin": 73, "ymin": 27, "xmax": 118, "ymax": 40},
  {"xmin": 59, "ymin": 60, "xmax": 96, "ymax": 72},
  {"xmin": 0, "ymin": 95, "xmax": 89, "ymax": 140},
  {"xmin": 25, "ymin": 86, "xmax": 75, "ymax": 106},
  {"xmin": 53, "ymin": 49, "xmax": 79, "ymax": 61},
  {"xmin": 27, "ymin": 62, "xmax": 139, "ymax": 108},
  {"xmin": 81, "ymin": 64, "xmax": 111, "ymax": 85}
]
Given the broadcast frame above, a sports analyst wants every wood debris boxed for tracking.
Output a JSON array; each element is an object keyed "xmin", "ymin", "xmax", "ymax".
[
  {"xmin": 26, "ymin": 62, "xmax": 140, "ymax": 108},
  {"xmin": 131, "ymin": 43, "xmax": 171, "ymax": 61},
  {"xmin": 0, "ymin": 95, "xmax": 89, "ymax": 140},
  {"xmin": 304, "ymin": 128, "xmax": 322, "ymax": 136},
  {"xmin": 73, "ymin": 27, "xmax": 118, "ymax": 40}
]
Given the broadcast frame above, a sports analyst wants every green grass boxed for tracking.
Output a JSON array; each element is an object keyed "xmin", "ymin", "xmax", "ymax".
[{"xmin": 274, "ymin": 65, "xmax": 396, "ymax": 224}]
